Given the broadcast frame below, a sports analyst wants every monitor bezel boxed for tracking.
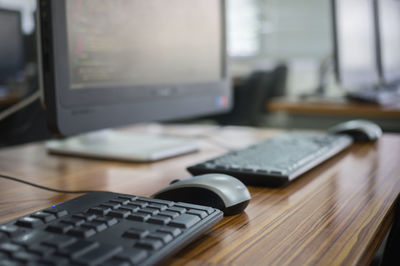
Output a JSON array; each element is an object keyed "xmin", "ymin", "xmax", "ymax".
[{"xmin": 38, "ymin": 0, "xmax": 231, "ymax": 135}]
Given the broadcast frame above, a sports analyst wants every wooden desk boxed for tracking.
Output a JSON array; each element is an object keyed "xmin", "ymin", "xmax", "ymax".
[
  {"xmin": 1, "ymin": 124, "xmax": 400, "ymax": 265},
  {"xmin": 268, "ymin": 97, "xmax": 400, "ymax": 119}
]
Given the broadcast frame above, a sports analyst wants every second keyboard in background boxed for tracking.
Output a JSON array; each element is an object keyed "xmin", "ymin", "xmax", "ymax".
[{"xmin": 187, "ymin": 133, "xmax": 353, "ymax": 187}]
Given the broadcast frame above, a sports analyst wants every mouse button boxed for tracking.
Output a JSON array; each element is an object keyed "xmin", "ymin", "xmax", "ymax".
[
  {"xmin": 224, "ymin": 200, "xmax": 251, "ymax": 216},
  {"xmin": 154, "ymin": 187, "xmax": 225, "ymax": 211}
]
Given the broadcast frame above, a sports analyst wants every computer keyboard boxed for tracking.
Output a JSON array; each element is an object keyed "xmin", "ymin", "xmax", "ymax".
[
  {"xmin": 188, "ymin": 133, "xmax": 353, "ymax": 186},
  {"xmin": 0, "ymin": 192, "xmax": 223, "ymax": 265},
  {"xmin": 346, "ymin": 87, "xmax": 400, "ymax": 106}
]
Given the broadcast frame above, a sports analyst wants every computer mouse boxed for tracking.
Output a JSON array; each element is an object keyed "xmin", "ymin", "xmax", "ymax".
[
  {"xmin": 328, "ymin": 119, "xmax": 382, "ymax": 142},
  {"xmin": 152, "ymin": 174, "xmax": 251, "ymax": 216}
]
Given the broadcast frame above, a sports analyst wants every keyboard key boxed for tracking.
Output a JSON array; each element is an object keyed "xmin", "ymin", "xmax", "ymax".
[
  {"xmin": 0, "ymin": 251, "xmax": 8, "ymax": 258},
  {"xmin": 61, "ymin": 217, "xmax": 85, "ymax": 227},
  {"xmin": 107, "ymin": 210, "xmax": 130, "ymax": 219},
  {"xmin": 147, "ymin": 203, "xmax": 168, "ymax": 211},
  {"xmin": 119, "ymin": 206, "xmax": 139, "ymax": 213},
  {"xmin": 67, "ymin": 227, "xmax": 96, "ymax": 238},
  {"xmin": 93, "ymin": 217, "xmax": 118, "ymax": 227},
  {"xmin": 126, "ymin": 202, "xmax": 148, "ymax": 209},
  {"xmin": 0, "ymin": 260, "xmax": 20, "ymax": 266},
  {"xmin": 28, "ymin": 244, "xmax": 55, "ymax": 256},
  {"xmin": 57, "ymin": 240, "xmax": 99, "ymax": 258},
  {"xmin": 0, "ymin": 232, "xmax": 8, "ymax": 243},
  {"xmin": 46, "ymin": 222, "xmax": 73, "ymax": 234},
  {"xmin": 175, "ymin": 203, "xmax": 214, "ymax": 215},
  {"xmin": 147, "ymin": 232, "xmax": 173, "ymax": 244},
  {"xmin": 122, "ymin": 228, "xmax": 149, "ymax": 239},
  {"xmin": 187, "ymin": 209, "xmax": 208, "ymax": 219},
  {"xmin": 136, "ymin": 197, "xmax": 173, "ymax": 207},
  {"xmin": 110, "ymin": 199, "xmax": 130, "ymax": 205},
  {"xmin": 114, "ymin": 249, "xmax": 148, "ymax": 265},
  {"xmin": 42, "ymin": 235, "xmax": 76, "ymax": 249},
  {"xmin": 138, "ymin": 208, "xmax": 159, "ymax": 216},
  {"xmin": 116, "ymin": 195, "xmax": 137, "ymax": 202},
  {"xmin": 166, "ymin": 207, "xmax": 186, "ymax": 214},
  {"xmin": 156, "ymin": 227, "xmax": 182, "ymax": 237},
  {"xmin": 0, "ymin": 225, "xmax": 24, "ymax": 237},
  {"xmin": 13, "ymin": 231, "xmax": 52, "ymax": 247},
  {"xmin": 74, "ymin": 243, "xmax": 123, "ymax": 266},
  {"xmin": 0, "ymin": 243, "xmax": 22, "ymax": 255},
  {"xmin": 81, "ymin": 221, "xmax": 107, "ymax": 232},
  {"xmin": 31, "ymin": 211, "xmax": 57, "ymax": 223},
  {"xmin": 135, "ymin": 239, "xmax": 163, "ymax": 250},
  {"xmin": 73, "ymin": 213, "xmax": 97, "ymax": 222},
  {"xmin": 256, "ymin": 169, "xmax": 269, "ymax": 174},
  {"xmin": 101, "ymin": 202, "xmax": 121, "ymax": 209},
  {"xmin": 43, "ymin": 209, "xmax": 68, "ymax": 218},
  {"xmin": 159, "ymin": 211, "xmax": 179, "ymax": 219},
  {"xmin": 147, "ymin": 215, "xmax": 171, "ymax": 225},
  {"xmin": 127, "ymin": 213, "xmax": 150, "ymax": 222},
  {"xmin": 39, "ymin": 254, "xmax": 70, "ymax": 266},
  {"xmin": 169, "ymin": 214, "xmax": 201, "ymax": 229},
  {"xmin": 11, "ymin": 251, "xmax": 40, "ymax": 263},
  {"xmin": 87, "ymin": 206, "xmax": 111, "ymax": 216}
]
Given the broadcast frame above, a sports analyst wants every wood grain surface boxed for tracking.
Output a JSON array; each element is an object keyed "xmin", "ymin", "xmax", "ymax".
[
  {"xmin": 0, "ymin": 124, "xmax": 399, "ymax": 265},
  {"xmin": 268, "ymin": 97, "xmax": 400, "ymax": 118}
]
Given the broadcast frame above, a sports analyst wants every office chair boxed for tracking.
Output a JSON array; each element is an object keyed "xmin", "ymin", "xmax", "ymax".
[
  {"xmin": 213, "ymin": 64, "xmax": 288, "ymax": 127},
  {"xmin": 0, "ymin": 30, "xmax": 52, "ymax": 147}
]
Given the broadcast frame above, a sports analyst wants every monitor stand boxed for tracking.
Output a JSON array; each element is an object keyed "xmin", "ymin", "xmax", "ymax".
[{"xmin": 45, "ymin": 129, "xmax": 199, "ymax": 162}]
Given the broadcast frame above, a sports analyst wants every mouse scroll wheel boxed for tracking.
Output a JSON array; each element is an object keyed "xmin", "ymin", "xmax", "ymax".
[{"xmin": 170, "ymin": 179, "xmax": 181, "ymax": 184}]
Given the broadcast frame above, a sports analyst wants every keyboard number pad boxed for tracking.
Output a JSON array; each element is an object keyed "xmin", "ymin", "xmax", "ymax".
[{"xmin": 119, "ymin": 197, "xmax": 212, "ymax": 251}]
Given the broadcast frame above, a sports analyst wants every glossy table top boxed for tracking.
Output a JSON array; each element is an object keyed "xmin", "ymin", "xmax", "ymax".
[{"xmin": 0, "ymin": 124, "xmax": 399, "ymax": 265}]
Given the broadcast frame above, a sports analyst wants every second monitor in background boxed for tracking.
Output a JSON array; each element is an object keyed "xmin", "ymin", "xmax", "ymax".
[
  {"xmin": 332, "ymin": 0, "xmax": 400, "ymax": 106},
  {"xmin": 375, "ymin": 0, "xmax": 400, "ymax": 87},
  {"xmin": 38, "ymin": 0, "xmax": 231, "ymax": 161},
  {"xmin": 332, "ymin": 0, "xmax": 379, "ymax": 91}
]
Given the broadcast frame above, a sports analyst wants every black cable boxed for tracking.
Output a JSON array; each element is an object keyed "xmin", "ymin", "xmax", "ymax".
[{"xmin": 0, "ymin": 173, "xmax": 104, "ymax": 194}]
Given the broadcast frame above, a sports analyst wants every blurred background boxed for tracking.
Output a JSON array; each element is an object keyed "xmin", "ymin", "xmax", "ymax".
[
  {"xmin": 228, "ymin": 0, "xmax": 333, "ymax": 96},
  {"xmin": 0, "ymin": 0, "xmax": 399, "ymax": 148}
]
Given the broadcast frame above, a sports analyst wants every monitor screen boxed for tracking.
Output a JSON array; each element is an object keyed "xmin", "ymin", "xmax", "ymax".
[
  {"xmin": 333, "ymin": 0, "xmax": 379, "ymax": 88},
  {"xmin": 0, "ymin": 9, "xmax": 24, "ymax": 82},
  {"xmin": 376, "ymin": 0, "xmax": 400, "ymax": 85},
  {"xmin": 66, "ymin": 0, "xmax": 222, "ymax": 89},
  {"xmin": 38, "ymin": 0, "xmax": 231, "ymax": 135}
]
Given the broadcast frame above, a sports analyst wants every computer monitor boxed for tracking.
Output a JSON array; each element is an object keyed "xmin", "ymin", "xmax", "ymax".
[
  {"xmin": 375, "ymin": 0, "xmax": 400, "ymax": 86},
  {"xmin": 37, "ymin": 0, "xmax": 231, "ymax": 161},
  {"xmin": 332, "ymin": 0, "xmax": 380, "ymax": 89},
  {"xmin": 0, "ymin": 8, "xmax": 24, "ymax": 84}
]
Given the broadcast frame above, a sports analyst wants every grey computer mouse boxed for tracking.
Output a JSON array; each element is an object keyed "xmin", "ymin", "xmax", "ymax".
[
  {"xmin": 152, "ymin": 174, "xmax": 251, "ymax": 216},
  {"xmin": 328, "ymin": 119, "xmax": 382, "ymax": 142}
]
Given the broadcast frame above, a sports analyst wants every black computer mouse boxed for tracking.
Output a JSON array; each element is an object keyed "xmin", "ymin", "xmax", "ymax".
[
  {"xmin": 152, "ymin": 174, "xmax": 251, "ymax": 216},
  {"xmin": 328, "ymin": 119, "xmax": 382, "ymax": 142}
]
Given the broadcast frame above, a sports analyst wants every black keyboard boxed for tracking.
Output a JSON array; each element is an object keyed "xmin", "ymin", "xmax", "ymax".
[
  {"xmin": 0, "ymin": 192, "xmax": 223, "ymax": 265},
  {"xmin": 188, "ymin": 133, "xmax": 353, "ymax": 187}
]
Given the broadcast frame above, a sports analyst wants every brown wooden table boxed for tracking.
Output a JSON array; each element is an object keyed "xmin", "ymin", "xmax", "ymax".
[
  {"xmin": 1, "ymin": 124, "xmax": 400, "ymax": 265},
  {"xmin": 268, "ymin": 97, "xmax": 400, "ymax": 119}
]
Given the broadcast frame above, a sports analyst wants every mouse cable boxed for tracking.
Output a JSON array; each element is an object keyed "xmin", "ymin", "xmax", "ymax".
[
  {"xmin": 0, "ymin": 173, "xmax": 103, "ymax": 194},
  {"xmin": 0, "ymin": 90, "xmax": 41, "ymax": 122}
]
